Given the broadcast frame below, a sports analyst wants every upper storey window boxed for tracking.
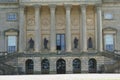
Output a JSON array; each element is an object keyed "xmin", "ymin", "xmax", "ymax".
[
  {"xmin": 104, "ymin": 13, "xmax": 113, "ymax": 20},
  {"xmin": 7, "ymin": 13, "xmax": 17, "ymax": 21},
  {"xmin": 104, "ymin": 35, "xmax": 114, "ymax": 51},
  {"xmin": 103, "ymin": 27, "xmax": 117, "ymax": 52}
]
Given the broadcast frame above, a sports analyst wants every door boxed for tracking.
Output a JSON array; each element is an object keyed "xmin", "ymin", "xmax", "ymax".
[
  {"xmin": 56, "ymin": 34, "xmax": 65, "ymax": 51},
  {"xmin": 56, "ymin": 59, "xmax": 66, "ymax": 74},
  {"xmin": 25, "ymin": 59, "xmax": 34, "ymax": 74}
]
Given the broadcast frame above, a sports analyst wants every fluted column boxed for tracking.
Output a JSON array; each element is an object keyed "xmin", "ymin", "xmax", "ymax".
[
  {"xmin": 65, "ymin": 4, "xmax": 72, "ymax": 52},
  {"xmin": 50, "ymin": 5, "xmax": 56, "ymax": 52},
  {"xmin": 96, "ymin": 5, "xmax": 103, "ymax": 52},
  {"xmin": 34, "ymin": 5, "xmax": 41, "ymax": 52},
  {"xmin": 19, "ymin": 5, "xmax": 25, "ymax": 52},
  {"xmin": 81, "ymin": 5, "xmax": 87, "ymax": 52}
]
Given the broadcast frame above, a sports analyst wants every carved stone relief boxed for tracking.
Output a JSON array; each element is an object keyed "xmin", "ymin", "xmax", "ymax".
[
  {"xmin": 26, "ymin": 7, "xmax": 35, "ymax": 30},
  {"xmin": 86, "ymin": 6, "xmax": 95, "ymax": 30},
  {"xmin": 71, "ymin": 6, "xmax": 80, "ymax": 29},
  {"xmin": 56, "ymin": 6, "xmax": 65, "ymax": 30}
]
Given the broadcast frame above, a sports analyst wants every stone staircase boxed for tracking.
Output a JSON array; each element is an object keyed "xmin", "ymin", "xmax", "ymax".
[
  {"xmin": 0, "ymin": 52, "xmax": 23, "ymax": 75},
  {"xmin": 101, "ymin": 51, "xmax": 120, "ymax": 73}
]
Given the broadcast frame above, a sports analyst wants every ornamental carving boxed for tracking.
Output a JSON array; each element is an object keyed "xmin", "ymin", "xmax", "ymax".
[
  {"xmin": 41, "ymin": 17, "xmax": 50, "ymax": 27},
  {"xmin": 27, "ymin": 15, "xmax": 35, "ymax": 26},
  {"xmin": 56, "ymin": 17, "xmax": 65, "ymax": 27},
  {"xmin": 71, "ymin": 17, "xmax": 79, "ymax": 27}
]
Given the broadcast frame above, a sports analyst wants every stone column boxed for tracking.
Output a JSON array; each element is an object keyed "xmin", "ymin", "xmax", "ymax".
[
  {"xmin": 81, "ymin": 5, "xmax": 87, "ymax": 52},
  {"xmin": 96, "ymin": 5, "xmax": 103, "ymax": 52},
  {"xmin": 34, "ymin": 5, "xmax": 41, "ymax": 52},
  {"xmin": 50, "ymin": 5, "xmax": 56, "ymax": 52},
  {"xmin": 65, "ymin": 4, "xmax": 72, "ymax": 52},
  {"xmin": 19, "ymin": 5, "xmax": 25, "ymax": 52}
]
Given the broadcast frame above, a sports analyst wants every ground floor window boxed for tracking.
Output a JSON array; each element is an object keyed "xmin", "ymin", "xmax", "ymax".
[
  {"xmin": 7, "ymin": 36, "xmax": 17, "ymax": 53},
  {"xmin": 25, "ymin": 59, "xmax": 34, "ymax": 74},
  {"xmin": 41, "ymin": 59, "xmax": 49, "ymax": 74},
  {"xmin": 104, "ymin": 35, "xmax": 114, "ymax": 51},
  {"xmin": 88, "ymin": 58, "xmax": 97, "ymax": 73},
  {"xmin": 56, "ymin": 59, "xmax": 66, "ymax": 74},
  {"xmin": 73, "ymin": 59, "xmax": 81, "ymax": 73}
]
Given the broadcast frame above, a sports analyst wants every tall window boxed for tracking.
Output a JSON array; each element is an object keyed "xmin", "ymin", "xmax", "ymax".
[
  {"xmin": 8, "ymin": 36, "xmax": 17, "ymax": 53},
  {"xmin": 56, "ymin": 34, "xmax": 65, "ymax": 51},
  {"xmin": 104, "ymin": 35, "xmax": 114, "ymax": 51}
]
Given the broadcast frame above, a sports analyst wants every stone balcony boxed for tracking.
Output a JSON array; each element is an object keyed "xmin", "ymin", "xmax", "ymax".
[{"xmin": 20, "ymin": 0, "xmax": 102, "ymax": 5}]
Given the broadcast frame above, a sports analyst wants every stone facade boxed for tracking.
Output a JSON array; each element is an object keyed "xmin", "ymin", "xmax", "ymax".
[{"xmin": 0, "ymin": 0, "xmax": 120, "ymax": 74}]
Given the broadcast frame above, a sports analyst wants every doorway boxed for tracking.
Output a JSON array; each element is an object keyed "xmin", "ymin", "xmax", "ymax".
[
  {"xmin": 25, "ymin": 59, "xmax": 34, "ymax": 74},
  {"xmin": 56, "ymin": 34, "xmax": 65, "ymax": 51},
  {"xmin": 56, "ymin": 59, "xmax": 66, "ymax": 74}
]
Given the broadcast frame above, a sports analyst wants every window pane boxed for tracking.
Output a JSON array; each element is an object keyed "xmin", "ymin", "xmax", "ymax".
[
  {"xmin": 105, "ymin": 35, "xmax": 114, "ymax": 51},
  {"xmin": 8, "ymin": 36, "xmax": 17, "ymax": 53},
  {"xmin": 61, "ymin": 35, "xmax": 65, "ymax": 50},
  {"xmin": 7, "ymin": 13, "xmax": 17, "ymax": 21}
]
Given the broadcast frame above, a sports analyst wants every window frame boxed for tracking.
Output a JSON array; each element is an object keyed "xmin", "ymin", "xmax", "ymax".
[
  {"xmin": 7, "ymin": 35, "xmax": 17, "ymax": 53},
  {"xmin": 103, "ymin": 27, "xmax": 117, "ymax": 52},
  {"xmin": 7, "ymin": 12, "xmax": 17, "ymax": 21}
]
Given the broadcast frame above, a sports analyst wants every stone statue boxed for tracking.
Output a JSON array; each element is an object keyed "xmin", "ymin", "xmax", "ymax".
[
  {"xmin": 88, "ymin": 37, "xmax": 93, "ymax": 48},
  {"xmin": 28, "ymin": 38, "xmax": 34, "ymax": 50},
  {"xmin": 74, "ymin": 37, "xmax": 78, "ymax": 48},
  {"xmin": 44, "ymin": 38, "xmax": 48, "ymax": 49}
]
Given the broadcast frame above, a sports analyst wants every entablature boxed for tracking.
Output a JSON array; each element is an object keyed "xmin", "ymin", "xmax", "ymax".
[{"xmin": 20, "ymin": 0, "xmax": 102, "ymax": 6}]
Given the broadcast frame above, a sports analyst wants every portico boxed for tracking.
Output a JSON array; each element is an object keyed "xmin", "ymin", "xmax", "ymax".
[{"xmin": 19, "ymin": 2, "xmax": 103, "ymax": 53}]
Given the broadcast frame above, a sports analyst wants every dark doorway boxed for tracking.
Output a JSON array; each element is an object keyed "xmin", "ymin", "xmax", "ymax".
[
  {"xmin": 56, "ymin": 59, "xmax": 66, "ymax": 74},
  {"xmin": 25, "ymin": 59, "xmax": 34, "ymax": 74},
  {"xmin": 73, "ymin": 59, "xmax": 81, "ymax": 73},
  {"xmin": 41, "ymin": 59, "xmax": 49, "ymax": 74},
  {"xmin": 88, "ymin": 58, "xmax": 97, "ymax": 73},
  {"xmin": 56, "ymin": 34, "xmax": 65, "ymax": 51}
]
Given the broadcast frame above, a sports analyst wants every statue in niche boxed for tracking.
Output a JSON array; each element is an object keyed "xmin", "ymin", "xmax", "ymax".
[
  {"xmin": 88, "ymin": 37, "xmax": 93, "ymax": 48},
  {"xmin": 74, "ymin": 37, "xmax": 78, "ymax": 49},
  {"xmin": 44, "ymin": 38, "xmax": 48, "ymax": 49},
  {"xmin": 28, "ymin": 38, "xmax": 34, "ymax": 50}
]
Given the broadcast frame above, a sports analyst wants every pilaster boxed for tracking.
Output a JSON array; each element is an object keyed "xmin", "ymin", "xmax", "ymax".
[{"xmin": 19, "ymin": 5, "xmax": 25, "ymax": 52}]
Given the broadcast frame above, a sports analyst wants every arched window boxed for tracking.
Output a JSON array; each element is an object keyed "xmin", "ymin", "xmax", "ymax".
[
  {"xmin": 25, "ymin": 59, "xmax": 34, "ymax": 74},
  {"xmin": 88, "ymin": 58, "xmax": 97, "ymax": 73},
  {"xmin": 88, "ymin": 37, "xmax": 93, "ymax": 48},
  {"xmin": 56, "ymin": 59, "xmax": 66, "ymax": 74},
  {"xmin": 73, "ymin": 59, "xmax": 81, "ymax": 73},
  {"xmin": 41, "ymin": 59, "xmax": 49, "ymax": 74}
]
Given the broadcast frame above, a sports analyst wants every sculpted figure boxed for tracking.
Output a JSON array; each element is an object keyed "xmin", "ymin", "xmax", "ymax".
[
  {"xmin": 44, "ymin": 38, "xmax": 48, "ymax": 49},
  {"xmin": 74, "ymin": 37, "xmax": 78, "ymax": 48},
  {"xmin": 28, "ymin": 38, "xmax": 34, "ymax": 50}
]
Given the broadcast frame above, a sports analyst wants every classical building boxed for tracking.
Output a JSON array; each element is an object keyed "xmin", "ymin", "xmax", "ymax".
[{"xmin": 0, "ymin": 0, "xmax": 120, "ymax": 74}]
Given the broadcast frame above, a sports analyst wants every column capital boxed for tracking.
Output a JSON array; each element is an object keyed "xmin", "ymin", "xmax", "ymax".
[
  {"xmin": 49, "ymin": 4, "xmax": 56, "ymax": 10},
  {"xmin": 34, "ymin": 4, "xmax": 41, "ymax": 9},
  {"xmin": 64, "ymin": 4, "xmax": 72, "ymax": 10},
  {"xmin": 80, "ymin": 4, "xmax": 87, "ymax": 10},
  {"xmin": 19, "ymin": 4, "xmax": 25, "ymax": 9}
]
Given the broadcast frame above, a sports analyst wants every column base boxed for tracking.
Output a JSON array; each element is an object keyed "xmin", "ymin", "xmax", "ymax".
[
  {"xmin": 66, "ymin": 50, "xmax": 72, "ymax": 53},
  {"xmin": 50, "ymin": 50, "xmax": 57, "ymax": 53}
]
